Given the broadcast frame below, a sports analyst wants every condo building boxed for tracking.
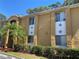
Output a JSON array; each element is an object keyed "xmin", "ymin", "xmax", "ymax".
[{"xmin": 1, "ymin": 3, "xmax": 79, "ymax": 48}]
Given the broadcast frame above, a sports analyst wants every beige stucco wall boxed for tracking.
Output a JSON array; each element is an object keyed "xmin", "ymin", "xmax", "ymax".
[
  {"xmin": 20, "ymin": 16, "xmax": 29, "ymax": 33},
  {"xmin": 65, "ymin": 8, "xmax": 72, "ymax": 48},
  {"xmin": 37, "ymin": 13, "xmax": 51, "ymax": 46},
  {"xmin": 70, "ymin": 7, "xmax": 79, "ymax": 48},
  {"xmin": 50, "ymin": 12, "xmax": 56, "ymax": 47}
]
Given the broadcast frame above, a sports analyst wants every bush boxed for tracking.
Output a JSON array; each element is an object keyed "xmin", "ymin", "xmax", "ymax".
[
  {"xmin": 30, "ymin": 46, "xmax": 43, "ymax": 56},
  {"xmin": 13, "ymin": 44, "xmax": 25, "ymax": 52},
  {"xmin": 54, "ymin": 48, "xmax": 65, "ymax": 56},
  {"xmin": 27, "ymin": 46, "xmax": 79, "ymax": 59},
  {"xmin": 63, "ymin": 49, "xmax": 79, "ymax": 56},
  {"xmin": 13, "ymin": 45, "xmax": 79, "ymax": 59},
  {"xmin": 42, "ymin": 47, "xmax": 55, "ymax": 58},
  {"xmin": 24, "ymin": 45, "xmax": 33, "ymax": 53}
]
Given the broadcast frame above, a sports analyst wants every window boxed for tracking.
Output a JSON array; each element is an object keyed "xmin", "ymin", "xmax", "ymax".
[
  {"xmin": 56, "ymin": 13, "xmax": 60, "ymax": 22},
  {"xmin": 55, "ymin": 35, "xmax": 67, "ymax": 47},
  {"xmin": 56, "ymin": 12, "xmax": 66, "ymax": 22},
  {"xmin": 28, "ymin": 36, "xmax": 34, "ymax": 43},
  {"xmin": 29, "ymin": 17, "xmax": 34, "ymax": 25},
  {"xmin": 28, "ymin": 17, "xmax": 35, "ymax": 35}
]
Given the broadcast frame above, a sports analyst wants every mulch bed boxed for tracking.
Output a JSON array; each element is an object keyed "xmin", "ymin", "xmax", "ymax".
[{"xmin": 0, "ymin": 47, "xmax": 14, "ymax": 52}]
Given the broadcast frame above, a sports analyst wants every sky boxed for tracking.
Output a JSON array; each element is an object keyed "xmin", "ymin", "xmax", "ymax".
[{"xmin": 0, "ymin": 0, "xmax": 64, "ymax": 18}]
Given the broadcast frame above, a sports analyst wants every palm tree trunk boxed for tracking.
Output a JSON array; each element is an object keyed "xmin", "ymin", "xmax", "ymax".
[
  {"xmin": 25, "ymin": 36, "xmax": 28, "ymax": 45},
  {"xmin": 15, "ymin": 36, "xmax": 18, "ymax": 44},
  {"xmin": 15, "ymin": 21, "xmax": 18, "ymax": 45},
  {"xmin": 4, "ymin": 29, "xmax": 9, "ymax": 48}
]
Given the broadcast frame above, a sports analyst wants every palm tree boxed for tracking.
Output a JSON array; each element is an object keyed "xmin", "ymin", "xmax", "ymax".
[
  {"xmin": 0, "ymin": 22, "xmax": 10, "ymax": 48},
  {"xmin": 0, "ymin": 22, "xmax": 26, "ymax": 48},
  {"xmin": 0, "ymin": 13, "xmax": 6, "ymax": 47}
]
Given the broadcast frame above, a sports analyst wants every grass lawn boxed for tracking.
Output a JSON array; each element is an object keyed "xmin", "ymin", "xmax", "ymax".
[{"xmin": 4, "ymin": 52, "xmax": 47, "ymax": 59}]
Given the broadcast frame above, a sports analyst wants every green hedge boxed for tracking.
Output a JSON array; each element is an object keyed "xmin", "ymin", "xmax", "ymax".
[
  {"xmin": 13, "ymin": 44, "xmax": 25, "ymax": 52},
  {"xmin": 26, "ymin": 46, "xmax": 79, "ymax": 58},
  {"xmin": 13, "ymin": 45, "xmax": 79, "ymax": 59},
  {"xmin": 30, "ymin": 46, "xmax": 43, "ymax": 56}
]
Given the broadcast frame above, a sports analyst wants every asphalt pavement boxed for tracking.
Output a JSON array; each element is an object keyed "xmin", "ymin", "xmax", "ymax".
[{"xmin": 0, "ymin": 53, "xmax": 20, "ymax": 59}]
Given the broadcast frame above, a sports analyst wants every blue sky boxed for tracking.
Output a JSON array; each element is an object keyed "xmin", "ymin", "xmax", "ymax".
[{"xmin": 0, "ymin": 0, "xmax": 64, "ymax": 18}]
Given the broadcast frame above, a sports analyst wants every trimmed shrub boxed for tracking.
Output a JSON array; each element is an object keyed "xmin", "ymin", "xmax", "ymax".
[
  {"xmin": 13, "ymin": 44, "xmax": 25, "ymax": 52},
  {"xmin": 27, "ymin": 46, "xmax": 79, "ymax": 59},
  {"xmin": 13, "ymin": 45, "xmax": 79, "ymax": 59},
  {"xmin": 63, "ymin": 49, "xmax": 79, "ymax": 56},
  {"xmin": 42, "ymin": 47, "xmax": 55, "ymax": 58},
  {"xmin": 30, "ymin": 46, "xmax": 43, "ymax": 56},
  {"xmin": 24, "ymin": 45, "xmax": 33, "ymax": 53}
]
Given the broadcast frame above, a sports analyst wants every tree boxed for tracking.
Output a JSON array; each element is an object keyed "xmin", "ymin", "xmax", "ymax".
[
  {"xmin": 74, "ymin": 0, "xmax": 79, "ymax": 4},
  {"xmin": 64, "ymin": 0, "xmax": 74, "ymax": 5},
  {"xmin": 26, "ymin": 9, "xmax": 34, "ymax": 14},
  {"xmin": 64, "ymin": 0, "xmax": 79, "ymax": 5},
  {"xmin": 0, "ymin": 22, "xmax": 10, "ymax": 48},
  {"xmin": 48, "ymin": 4, "xmax": 57, "ymax": 8},
  {"xmin": 38, "ymin": 6, "xmax": 49, "ymax": 11},
  {"xmin": 0, "ymin": 22, "xmax": 26, "ymax": 48},
  {"xmin": 56, "ymin": 2, "xmax": 61, "ymax": 6},
  {"xmin": 0, "ymin": 13, "xmax": 6, "ymax": 44},
  {"xmin": 26, "ymin": 6, "xmax": 49, "ymax": 14},
  {"xmin": 48, "ymin": 2, "xmax": 61, "ymax": 9},
  {"xmin": 26, "ymin": 2, "xmax": 61, "ymax": 14}
]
